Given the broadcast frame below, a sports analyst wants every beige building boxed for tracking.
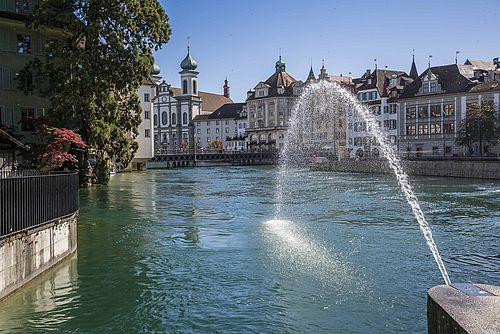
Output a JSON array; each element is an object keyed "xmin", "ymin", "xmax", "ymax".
[
  {"xmin": 246, "ymin": 57, "xmax": 303, "ymax": 151},
  {"xmin": 0, "ymin": 2, "xmax": 65, "ymax": 138}
]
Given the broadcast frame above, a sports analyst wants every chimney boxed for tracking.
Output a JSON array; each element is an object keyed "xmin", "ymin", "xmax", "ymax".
[
  {"xmin": 366, "ymin": 69, "xmax": 371, "ymax": 77},
  {"xmin": 223, "ymin": 78, "xmax": 230, "ymax": 98}
]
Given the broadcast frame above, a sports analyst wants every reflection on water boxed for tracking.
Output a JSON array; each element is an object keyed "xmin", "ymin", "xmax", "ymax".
[
  {"xmin": 0, "ymin": 254, "xmax": 79, "ymax": 331},
  {"xmin": 0, "ymin": 167, "xmax": 498, "ymax": 333}
]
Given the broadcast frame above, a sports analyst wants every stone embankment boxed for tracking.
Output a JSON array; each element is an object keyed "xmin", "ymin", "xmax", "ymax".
[
  {"xmin": 311, "ymin": 160, "xmax": 500, "ymax": 180},
  {"xmin": 0, "ymin": 214, "xmax": 78, "ymax": 301}
]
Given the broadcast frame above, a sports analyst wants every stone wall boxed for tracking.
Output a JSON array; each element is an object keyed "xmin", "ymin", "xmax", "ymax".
[
  {"xmin": 312, "ymin": 160, "xmax": 500, "ymax": 180},
  {"xmin": 0, "ymin": 214, "xmax": 78, "ymax": 301}
]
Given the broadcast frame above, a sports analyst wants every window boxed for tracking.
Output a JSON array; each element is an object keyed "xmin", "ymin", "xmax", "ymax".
[
  {"xmin": 197, "ymin": 129, "xmax": 200, "ymax": 134},
  {"xmin": 215, "ymin": 128, "xmax": 219, "ymax": 134},
  {"xmin": 406, "ymin": 107, "xmax": 416, "ymax": 119},
  {"xmin": 445, "ymin": 146, "xmax": 452, "ymax": 154},
  {"xmin": 17, "ymin": 34, "xmax": 31, "ymax": 54},
  {"xmin": 258, "ymin": 90, "xmax": 264, "ymax": 97},
  {"xmin": 406, "ymin": 124, "xmax": 416, "ymax": 135},
  {"xmin": 182, "ymin": 80, "xmax": 188, "ymax": 94},
  {"xmin": 354, "ymin": 137, "xmax": 363, "ymax": 146},
  {"xmin": 207, "ymin": 128, "xmax": 211, "ymax": 134},
  {"xmin": 193, "ymin": 80, "xmax": 197, "ymax": 94},
  {"xmin": 161, "ymin": 111, "xmax": 168, "ymax": 125},
  {"xmin": 144, "ymin": 110, "xmax": 150, "ymax": 119},
  {"xmin": 389, "ymin": 120, "xmax": 396, "ymax": 129},
  {"xmin": 430, "ymin": 82, "xmax": 437, "ymax": 92},
  {"xmin": 154, "ymin": 114, "xmax": 158, "ymax": 126},
  {"xmin": 145, "ymin": 129, "xmax": 150, "ymax": 138},
  {"xmin": 443, "ymin": 123, "xmax": 454, "ymax": 134},
  {"xmin": 216, "ymin": 120, "xmax": 219, "ymax": 125},
  {"xmin": 225, "ymin": 120, "xmax": 229, "ymax": 125},
  {"xmin": 432, "ymin": 146, "xmax": 439, "ymax": 155},
  {"xmin": 238, "ymin": 123, "xmax": 242, "ymax": 129},
  {"xmin": 383, "ymin": 106, "xmax": 389, "ymax": 114},
  {"xmin": 423, "ymin": 83, "xmax": 429, "ymax": 93},
  {"xmin": 443, "ymin": 103, "xmax": 455, "ymax": 117},
  {"xmin": 21, "ymin": 107, "xmax": 35, "ymax": 131},
  {"xmin": 430, "ymin": 105, "xmax": 440, "ymax": 118},
  {"xmin": 225, "ymin": 127, "xmax": 229, "ymax": 133},
  {"xmin": 418, "ymin": 124, "xmax": 429, "ymax": 135},
  {"xmin": 207, "ymin": 121, "xmax": 211, "ymax": 126},
  {"xmin": 15, "ymin": 0, "xmax": 29, "ymax": 14},
  {"xmin": 418, "ymin": 106, "xmax": 428, "ymax": 118},
  {"xmin": 430, "ymin": 123, "xmax": 441, "ymax": 134},
  {"xmin": 144, "ymin": 93, "xmax": 150, "ymax": 102},
  {"xmin": 182, "ymin": 113, "xmax": 187, "ymax": 124},
  {"xmin": 389, "ymin": 104, "xmax": 397, "ymax": 114},
  {"xmin": 162, "ymin": 134, "xmax": 167, "ymax": 141},
  {"xmin": 171, "ymin": 113, "xmax": 176, "ymax": 125}
]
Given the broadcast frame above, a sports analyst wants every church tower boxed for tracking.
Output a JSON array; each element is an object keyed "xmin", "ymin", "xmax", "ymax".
[
  {"xmin": 180, "ymin": 45, "xmax": 199, "ymax": 96},
  {"xmin": 223, "ymin": 78, "xmax": 230, "ymax": 98}
]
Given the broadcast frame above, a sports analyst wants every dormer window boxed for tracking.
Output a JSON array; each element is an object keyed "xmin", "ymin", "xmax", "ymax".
[
  {"xmin": 258, "ymin": 90, "xmax": 264, "ymax": 97},
  {"xmin": 423, "ymin": 83, "xmax": 429, "ymax": 93},
  {"xmin": 277, "ymin": 86, "xmax": 285, "ymax": 95},
  {"xmin": 430, "ymin": 82, "xmax": 437, "ymax": 92}
]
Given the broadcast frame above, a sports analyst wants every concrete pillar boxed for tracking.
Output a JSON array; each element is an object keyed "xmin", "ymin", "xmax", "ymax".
[{"xmin": 428, "ymin": 283, "xmax": 499, "ymax": 334}]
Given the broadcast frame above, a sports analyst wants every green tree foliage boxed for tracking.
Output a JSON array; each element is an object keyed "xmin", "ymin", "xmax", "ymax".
[
  {"xmin": 456, "ymin": 101, "xmax": 500, "ymax": 156},
  {"xmin": 21, "ymin": 0, "xmax": 171, "ymax": 185}
]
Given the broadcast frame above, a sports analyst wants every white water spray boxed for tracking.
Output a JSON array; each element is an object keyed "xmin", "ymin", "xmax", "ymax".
[{"xmin": 275, "ymin": 80, "xmax": 451, "ymax": 285}]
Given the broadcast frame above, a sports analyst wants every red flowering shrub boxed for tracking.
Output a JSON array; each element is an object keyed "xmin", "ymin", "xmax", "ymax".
[{"xmin": 37, "ymin": 127, "xmax": 88, "ymax": 170}]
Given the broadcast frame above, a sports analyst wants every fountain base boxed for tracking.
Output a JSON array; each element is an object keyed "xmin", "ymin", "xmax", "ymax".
[{"xmin": 427, "ymin": 283, "xmax": 500, "ymax": 334}]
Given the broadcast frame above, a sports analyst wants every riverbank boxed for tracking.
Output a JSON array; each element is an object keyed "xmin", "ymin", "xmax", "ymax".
[{"xmin": 311, "ymin": 159, "xmax": 500, "ymax": 180}]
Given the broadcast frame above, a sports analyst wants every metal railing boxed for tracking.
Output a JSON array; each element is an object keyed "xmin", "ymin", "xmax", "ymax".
[{"xmin": 0, "ymin": 171, "xmax": 79, "ymax": 239}]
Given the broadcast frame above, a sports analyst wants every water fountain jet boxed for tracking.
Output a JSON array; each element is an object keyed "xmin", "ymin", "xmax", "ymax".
[{"xmin": 275, "ymin": 80, "xmax": 452, "ymax": 286}]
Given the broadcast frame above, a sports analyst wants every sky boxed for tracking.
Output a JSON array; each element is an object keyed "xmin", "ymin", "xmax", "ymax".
[{"xmin": 154, "ymin": 0, "xmax": 500, "ymax": 102}]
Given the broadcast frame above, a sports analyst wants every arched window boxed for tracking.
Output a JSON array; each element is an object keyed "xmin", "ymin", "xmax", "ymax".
[
  {"xmin": 161, "ymin": 112, "xmax": 168, "ymax": 125},
  {"xmin": 356, "ymin": 148, "xmax": 364, "ymax": 158},
  {"xmin": 183, "ymin": 80, "xmax": 188, "ymax": 94},
  {"xmin": 171, "ymin": 113, "xmax": 176, "ymax": 125},
  {"xmin": 193, "ymin": 80, "xmax": 197, "ymax": 94},
  {"xmin": 183, "ymin": 113, "xmax": 188, "ymax": 124},
  {"xmin": 154, "ymin": 114, "xmax": 158, "ymax": 126}
]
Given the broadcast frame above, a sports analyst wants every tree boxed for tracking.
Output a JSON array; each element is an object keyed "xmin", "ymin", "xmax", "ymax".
[
  {"xmin": 208, "ymin": 139, "xmax": 224, "ymax": 150},
  {"xmin": 456, "ymin": 101, "xmax": 499, "ymax": 156},
  {"xmin": 20, "ymin": 0, "xmax": 171, "ymax": 185}
]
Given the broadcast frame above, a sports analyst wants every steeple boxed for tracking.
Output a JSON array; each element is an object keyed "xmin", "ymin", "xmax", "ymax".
[
  {"xmin": 307, "ymin": 66, "xmax": 316, "ymax": 82},
  {"xmin": 180, "ymin": 45, "xmax": 198, "ymax": 71},
  {"xmin": 275, "ymin": 55, "xmax": 286, "ymax": 73},
  {"xmin": 223, "ymin": 78, "xmax": 230, "ymax": 98},
  {"xmin": 319, "ymin": 59, "xmax": 328, "ymax": 80},
  {"xmin": 409, "ymin": 52, "xmax": 418, "ymax": 79}
]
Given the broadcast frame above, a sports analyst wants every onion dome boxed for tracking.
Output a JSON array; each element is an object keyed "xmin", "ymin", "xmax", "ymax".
[
  {"xmin": 180, "ymin": 46, "xmax": 198, "ymax": 70},
  {"xmin": 150, "ymin": 63, "xmax": 161, "ymax": 75}
]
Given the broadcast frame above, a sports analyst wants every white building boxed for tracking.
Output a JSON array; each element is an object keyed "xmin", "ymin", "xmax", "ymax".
[
  {"xmin": 397, "ymin": 58, "xmax": 500, "ymax": 158},
  {"xmin": 129, "ymin": 71, "xmax": 157, "ymax": 170},
  {"xmin": 347, "ymin": 63, "xmax": 416, "ymax": 159},
  {"xmin": 246, "ymin": 57, "xmax": 303, "ymax": 151},
  {"xmin": 152, "ymin": 48, "xmax": 232, "ymax": 152},
  {"xmin": 193, "ymin": 102, "xmax": 247, "ymax": 150}
]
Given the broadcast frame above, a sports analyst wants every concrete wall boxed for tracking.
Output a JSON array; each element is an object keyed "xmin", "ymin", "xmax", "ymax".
[
  {"xmin": 0, "ymin": 214, "xmax": 77, "ymax": 301},
  {"xmin": 312, "ymin": 160, "xmax": 500, "ymax": 180}
]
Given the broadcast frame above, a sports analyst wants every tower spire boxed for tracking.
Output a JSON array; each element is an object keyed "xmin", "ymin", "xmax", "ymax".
[{"xmin": 409, "ymin": 50, "xmax": 418, "ymax": 79}]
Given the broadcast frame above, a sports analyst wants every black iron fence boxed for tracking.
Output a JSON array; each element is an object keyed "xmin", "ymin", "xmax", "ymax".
[{"xmin": 0, "ymin": 171, "xmax": 79, "ymax": 239}]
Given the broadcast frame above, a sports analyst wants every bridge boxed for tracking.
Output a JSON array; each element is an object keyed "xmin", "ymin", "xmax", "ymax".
[{"xmin": 146, "ymin": 150, "xmax": 278, "ymax": 169}]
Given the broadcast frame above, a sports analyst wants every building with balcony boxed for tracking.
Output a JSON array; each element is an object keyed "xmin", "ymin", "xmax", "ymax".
[
  {"xmin": 396, "ymin": 58, "xmax": 500, "ymax": 158},
  {"xmin": 246, "ymin": 57, "xmax": 303, "ymax": 151},
  {"xmin": 347, "ymin": 61, "xmax": 416, "ymax": 159}
]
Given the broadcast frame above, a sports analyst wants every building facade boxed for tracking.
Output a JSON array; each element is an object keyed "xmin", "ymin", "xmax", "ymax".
[
  {"xmin": 347, "ymin": 64, "xmax": 416, "ymax": 159},
  {"xmin": 152, "ymin": 48, "xmax": 232, "ymax": 152},
  {"xmin": 193, "ymin": 102, "xmax": 247, "ymax": 150},
  {"xmin": 397, "ymin": 59, "xmax": 500, "ymax": 158},
  {"xmin": 246, "ymin": 57, "xmax": 303, "ymax": 151},
  {"xmin": 0, "ymin": 2, "xmax": 65, "ymax": 139}
]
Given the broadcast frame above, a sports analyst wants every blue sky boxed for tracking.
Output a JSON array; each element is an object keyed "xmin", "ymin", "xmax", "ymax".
[{"xmin": 154, "ymin": 0, "xmax": 500, "ymax": 102}]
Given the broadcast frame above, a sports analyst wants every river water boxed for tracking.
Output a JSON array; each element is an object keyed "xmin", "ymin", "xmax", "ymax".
[{"xmin": 0, "ymin": 167, "xmax": 498, "ymax": 333}]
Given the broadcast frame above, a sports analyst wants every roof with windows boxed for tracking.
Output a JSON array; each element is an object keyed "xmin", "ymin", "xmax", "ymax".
[
  {"xmin": 208, "ymin": 103, "xmax": 246, "ymax": 120},
  {"xmin": 356, "ymin": 69, "xmax": 410, "ymax": 97},
  {"xmin": 247, "ymin": 71, "xmax": 298, "ymax": 100}
]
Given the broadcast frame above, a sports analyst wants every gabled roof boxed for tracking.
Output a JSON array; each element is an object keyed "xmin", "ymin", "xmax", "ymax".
[
  {"xmin": 464, "ymin": 59, "xmax": 496, "ymax": 71},
  {"xmin": 247, "ymin": 70, "xmax": 297, "ymax": 100},
  {"xmin": 357, "ymin": 69, "xmax": 409, "ymax": 96},
  {"xmin": 399, "ymin": 64, "xmax": 475, "ymax": 98},
  {"xmin": 208, "ymin": 103, "xmax": 246, "ymax": 120},
  {"xmin": 170, "ymin": 88, "xmax": 233, "ymax": 112}
]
